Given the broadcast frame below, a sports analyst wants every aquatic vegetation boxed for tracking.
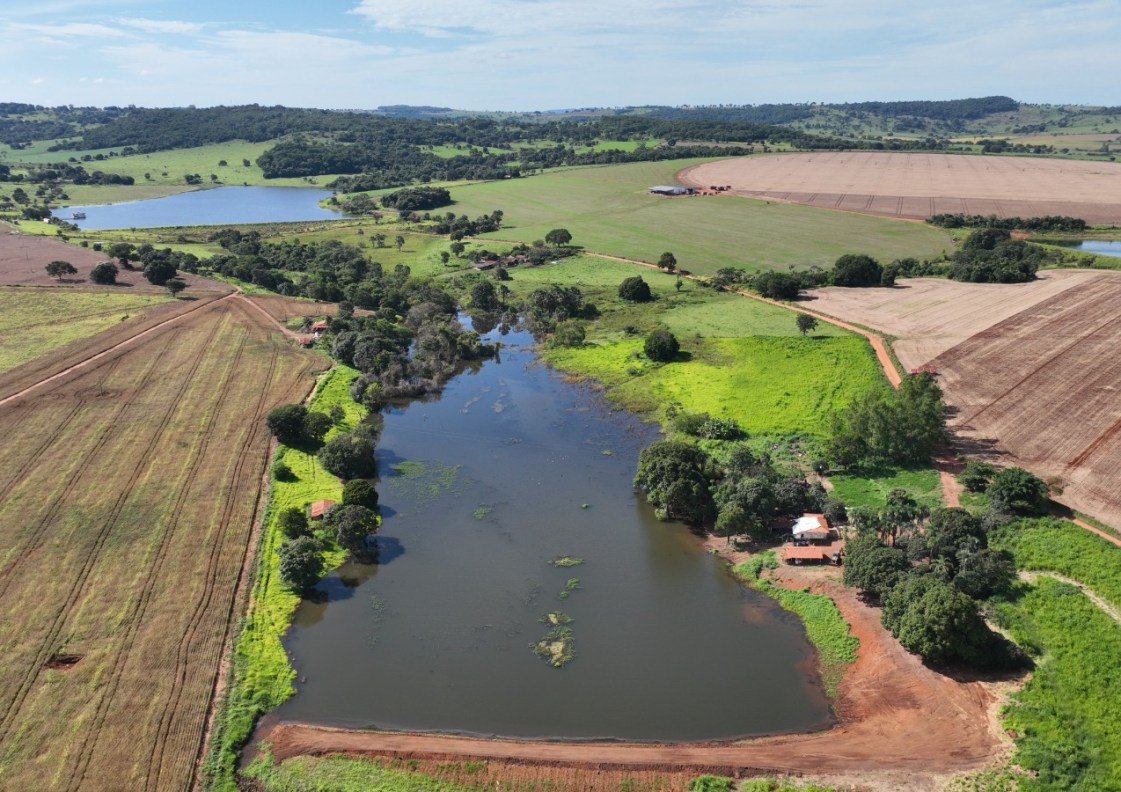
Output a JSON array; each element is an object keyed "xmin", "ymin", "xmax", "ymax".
[
  {"xmin": 531, "ymin": 612, "xmax": 575, "ymax": 668},
  {"xmin": 551, "ymin": 556, "xmax": 584, "ymax": 567}
]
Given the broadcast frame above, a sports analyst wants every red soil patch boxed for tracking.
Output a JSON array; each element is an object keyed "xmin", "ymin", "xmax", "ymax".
[
  {"xmin": 0, "ymin": 226, "xmax": 227, "ymax": 293},
  {"xmin": 679, "ymin": 152, "xmax": 1121, "ymax": 225}
]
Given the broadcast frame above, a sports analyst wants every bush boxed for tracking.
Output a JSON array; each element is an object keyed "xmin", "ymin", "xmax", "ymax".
[
  {"xmin": 958, "ymin": 459, "xmax": 996, "ymax": 492},
  {"xmin": 752, "ymin": 270, "xmax": 801, "ymax": 300},
  {"xmin": 988, "ymin": 467, "xmax": 1048, "ymax": 514},
  {"xmin": 277, "ymin": 506, "xmax": 310, "ymax": 540},
  {"xmin": 303, "ymin": 411, "xmax": 333, "ymax": 442},
  {"xmin": 266, "ymin": 403, "xmax": 309, "ymax": 444},
  {"xmin": 272, "ymin": 459, "xmax": 295, "ymax": 481},
  {"xmin": 697, "ymin": 417, "xmax": 741, "ymax": 440},
  {"xmin": 617, "ymin": 275, "xmax": 652, "ymax": 302},
  {"xmin": 342, "ymin": 479, "xmax": 379, "ymax": 510},
  {"xmin": 643, "ymin": 329, "xmax": 679, "ymax": 362},
  {"xmin": 550, "ymin": 320, "xmax": 586, "ymax": 348},
  {"xmin": 832, "ymin": 253, "xmax": 882, "ymax": 287},
  {"xmin": 672, "ymin": 410, "xmax": 710, "ymax": 436},
  {"xmin": 317, "ymin": 432, "xmax": 377, "ymax": 480},
  {"xmin": 89, "ymin": 261, "xmax": 118, "ymax": 285},
  {"xmin": 277, "ymin": 536, "xmax": 324, "ymax": 592}
]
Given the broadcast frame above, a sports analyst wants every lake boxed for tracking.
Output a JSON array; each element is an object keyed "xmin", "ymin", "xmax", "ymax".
[
  {"xmin": 1065, "ymin": 240, "xmax": 1121, "ymax": 259},
  {"xmin": 53, "ymin": 186, "xmax": 340, "ymax": 229},
  {"xmin": 277, "ymin": 324, "xmax": 832, "ymax": 741}
]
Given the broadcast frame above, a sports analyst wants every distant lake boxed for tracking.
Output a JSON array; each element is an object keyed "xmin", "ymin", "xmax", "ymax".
[
  {"xmin": 54, "ymin": 186, "xmax": 341, "ymax": 230},
  {"xmin": 1051, "ymin": 239, "xmax": 1121, "ymax": 259}
]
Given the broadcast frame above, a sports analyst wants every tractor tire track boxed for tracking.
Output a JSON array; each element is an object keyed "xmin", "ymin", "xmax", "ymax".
[
  {"xmin": 0, "ymin": 308, "xmax": 226, "ymax": 746},
  {"xmin": 64, "ymin": 311, "xmax": 246, "ymax": 792}
]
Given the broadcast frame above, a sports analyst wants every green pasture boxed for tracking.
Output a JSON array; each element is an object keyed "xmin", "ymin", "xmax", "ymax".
[
  {"xmin": 827, "ymin": 466, "xmax": 944, "ymax": 510},
  {"xmin": 544, "ymin": 335, "xmax": 883, "ymax": 437},
  {"xmin": 990, "ymin": 577, "xmax": 1121, "ymax": 790},
  {"xmin": 442, "ymin": 159, "xmax": 954, "ymax": 274},
  {"xmin": 0, "ymin": 289, "xmax": 169, "ymax": 374},
  {"xmin": 498, "ymin": 255, "xmax": 849, "ymax": 340}
]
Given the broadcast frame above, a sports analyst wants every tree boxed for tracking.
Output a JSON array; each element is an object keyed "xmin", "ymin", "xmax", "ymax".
[
  {"xmin": 470, "ymin": 280, "xmax": 499, "ymax": 311},
  {"xmin": 713, "ymin": 477, "xmax": 775, "ymax": 541},
  {"xmin": 796, "ymin": 313, "xmax": 818, "ymax": 336},
  {"xmin": 439, "ymin": 251, "xmax": 451, "ymax": 265},
  {"xmin": 277, "ymin": 506, "xmax": 310, "ymax": 540},
  {"xmin": 327, "ymin": 503, "xmax": 378, "ymax": 561},
  {"xmin": 894, "ymin": 579, "xmax": 989, "ymax": 664},
  {"xmin": 958, "ymin": 459, "xmax": 996, "ymax": 492},
  {"xmin": 342, "ymin": 479, "xmax": 379, "ymax": 510},
  {"xmin": 987, "ymin": 467, "xmax": 1048, "ymax": 514},
  {"xmin": 618, "ymin": 275, "xmax": 653, "ymax": 303},
  {"xmin": 544, "ymin": 228, "xmax": 572, "ymax": 246},
  {"xmin": 658, "ymin": 251, "xmax": 677, "ymax": 272},
  {"xmin": 752, "ymin": 271, "xmax": 801, "ymax": 300},
  {"xmin": 832, "ymin": 254, "xmax": 883, "ymax": 287},
  {"xmin": 634, "ymin": 440, "xmax": 714, "ymax": 524},
  {"xmin": 277, "ymin": 536, "xmax": 324, "ymax": 592},
  {"xmin": 551, "ymin": 320, "xmax": 586, "ymax": 348},
  {"xmin": 46, "ymin": 260, "xmax": 77, "ymax": 281},
  {"xmin": 842, "ymin": 534, "xmax": 910, "ymax": 601},
  {"xmin": 143, "ymin": 258, "xmax": 177, "ymax": 286},
  {"xmin": 827, "ymin": 372, "xmax": 945, "ymax": 468},
  {"xmin": 106, "ymin": 242, "xmax": 135, "ymax": 270},
  {"xmin": 89, "ymin": 261, "xmax": 118, "ymax": 285},
  {"xmin": 644, "ymin": 329, "xmax": 679, "ymax": 362},
  {"xmin": 394, "ymin": 235, "xmax": 405, "ymax": 250},
  {"xmin": 266, "ymin": 403, "xmax": 309, "ymax": 444},
  {"xmin": 303, "ymin": 411, "xmax": 333, "ymax": 442},
  {"xmin": 449, "ymin": 241, "xmax": 465, "ymax": 258},
  {"xmin": 880, "ymin": 488, "xmax": 928, "ymax": 544},
  {"xmin": 318, "ymin": 432, "xmax": 377, "ymax": 479},
  {"xmin": 165, "ymin": 279, "xmax": 187, "ymax": 298}
]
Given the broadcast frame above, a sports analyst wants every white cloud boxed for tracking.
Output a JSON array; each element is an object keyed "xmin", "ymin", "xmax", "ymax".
[
  {"xmin": 116, "ymin": 18, "xmax": 204, "ymax": 34},
  {"xmin": 8, "ymin": 21, "xmax": 128, "ymax": 38}
]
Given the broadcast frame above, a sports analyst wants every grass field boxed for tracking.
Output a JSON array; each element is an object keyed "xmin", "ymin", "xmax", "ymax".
[
  {"xmin": 0, "ymin": 296, "xmax": 321, "ymax": 791},
  {"xmin": 442, "ymin": 160, "xmax": 954, "ymax": 274},
  {"xmin": 499, "ymin": 256, "xmax": 851, "ymax": 341},
  {"xmin": 0, "ymin": 289, "xmax": 169, "ymax": 374},
  {"xmin": 827, "ymin": 466, "xmax": 944, "ymax": 510},
  {"xmin": 544, "ymin": 335, "xmax": 883, "ymax": 437},
  {"xmin": 990, "ymin": 577, "xmax": 1121, "ymax": 791}
]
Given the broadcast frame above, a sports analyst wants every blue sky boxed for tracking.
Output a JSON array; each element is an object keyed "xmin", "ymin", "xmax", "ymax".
[{"xmin": 0, "ymin": 0, "xmax": 1117, "ymax": 110}]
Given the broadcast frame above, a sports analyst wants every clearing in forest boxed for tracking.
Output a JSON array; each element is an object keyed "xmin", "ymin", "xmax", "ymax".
[{"xmin": 0, "ymin": 295, "xmax": 322, "ymax": 792}]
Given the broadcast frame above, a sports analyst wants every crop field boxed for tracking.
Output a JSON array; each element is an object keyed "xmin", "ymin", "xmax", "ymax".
[
  {"xmin": 444, "ymin": 160, "xmax": 954, "ymax": 275},
  {"xmin": 0, "ymin": 295, "xmax": 323, "ymax": 791},
  {"xmin": 0, "ymin": 288, "xmax": 169, "ymax": 375},
  {"xmin": 930, "ymin": 272, "xmax": 1121, "ymax": 529},
  {"xmin": 680, "ymin": 152, "xmax": 1121, "ymax": 225},
  {"xmin": 544, "ymin": 335, "xmax": 883, "ymax": 437},
  {"xmin": 805, "ymin": 270, "xmax": 1098, "ymax": 369}
]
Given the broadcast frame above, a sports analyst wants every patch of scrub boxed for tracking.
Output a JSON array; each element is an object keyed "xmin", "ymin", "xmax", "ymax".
[{"xmin": 532, "ymin": 612, "xmax": 575, "ymax": 668}]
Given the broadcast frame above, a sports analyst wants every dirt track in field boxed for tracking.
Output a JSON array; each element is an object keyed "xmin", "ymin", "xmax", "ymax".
[
  {"xmin": 0, "ymin": 293, "xmax": 324, "ymax": 791},
  {"xmin": 679, "ymin": 152, "xmax": 1121, "ymax": 225}
]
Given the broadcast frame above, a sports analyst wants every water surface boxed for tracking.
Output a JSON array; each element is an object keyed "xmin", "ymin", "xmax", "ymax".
[
  {"xmin": 54, "ymin": 186, "xmax": 339, "ymax": 229},
  {"xmin": 278, "ymin": 327, "xmax": 831, "ymax": 741}
]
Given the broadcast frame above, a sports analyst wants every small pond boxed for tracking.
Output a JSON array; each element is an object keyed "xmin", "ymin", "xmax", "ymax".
[
  {"xmin": 53, "ymin": 186, "xmax": 340, "ymax": 230},
  {"xmin": 276, "ymin": 323, "xmax": 832, "ymax": 741},
  {"xmin": 1061, "ymin": 239, "xmax": 1121, "ymax": 259}
]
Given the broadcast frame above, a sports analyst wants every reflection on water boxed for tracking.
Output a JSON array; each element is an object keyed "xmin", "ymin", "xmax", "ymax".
[{"xmin": 278, "ymin": 326, "xmax": 832, "ymax": 741}]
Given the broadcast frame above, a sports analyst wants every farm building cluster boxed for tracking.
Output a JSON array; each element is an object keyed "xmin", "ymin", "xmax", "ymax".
[
  {"xmin": 779, "ymin": 513, "xmax": 844, "ymax": 565},
  {"xmin": 648, "ymin": 184, "xmax": 732, "ymax": 196}
]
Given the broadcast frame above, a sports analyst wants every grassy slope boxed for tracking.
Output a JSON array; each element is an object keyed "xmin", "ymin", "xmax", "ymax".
[
  {"xmin": 444, "ymin": 160, "xmax": 954, "ymax": 274},
  {"xmin": 206, "ymin": 365, "xmax": 363, "ymax": 792},
  {"xmin": 545, "ymin": 335, "xmax": 882, "ymax": 437},
  {"xmin": 0, "ymin": 289, "xmax": 168, "ymax": 374},
  {"xmin": 827, "ymin": 467, "xmax": 944, "ymax": 510},
  {"xmin": 990, "ymin": 578, "xmax": 1121, "ymax": 791}
]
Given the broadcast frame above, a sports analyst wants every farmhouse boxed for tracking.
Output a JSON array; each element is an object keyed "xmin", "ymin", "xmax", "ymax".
[
  {"xmin": 308, "ymin": 499, "xmax": 336, "ymax": 520},
  {"xmin": 648, "ymin": 185, "xmax": 694, "ymax": 196},
  {"xmin": 780, "ymin": 513, "xmax": 844, "ymax": 565},
  {"xmin": 791, "ymin": 513, "xmax": 831, "ymax": 542}
]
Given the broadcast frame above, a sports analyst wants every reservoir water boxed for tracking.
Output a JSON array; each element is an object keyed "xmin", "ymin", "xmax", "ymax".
[
  {"xmin": 1066, "ymin": 239, "xmax": 1121, "ymax": 259},
  {"xmin": 53, "ymin": 186, "xmax": 339, "ymax": 229},
  {"xmin": 277, "ymin": 325, "xmax": 832, "ymax": 741}
]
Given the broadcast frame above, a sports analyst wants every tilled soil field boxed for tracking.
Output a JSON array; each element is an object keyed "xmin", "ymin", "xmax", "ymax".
[
  {"xmin": 0, "ymin": 295, "xmax": 323, "ymax": 791},
  {"xmin": 679, "ymin": 152, "xmax": 1121, "ymax": 224},
  {"xmin": 931, "ymin": 273, "xmax": 1121, "ymax": 528},
  {"xmin": 805, "ymin": 270, "xmax": 1099, "ymax": 369}
]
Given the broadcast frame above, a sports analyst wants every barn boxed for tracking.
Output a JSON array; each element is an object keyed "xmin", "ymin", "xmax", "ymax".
[{"xmin": 648, "ymin": 185, "xmax": 694, "ymax": 196}]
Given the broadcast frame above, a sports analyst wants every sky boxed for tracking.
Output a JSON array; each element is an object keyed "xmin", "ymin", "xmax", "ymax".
[{"xmin": 0, "ymin": 0, "xmax": 1118, "ymax": 110}]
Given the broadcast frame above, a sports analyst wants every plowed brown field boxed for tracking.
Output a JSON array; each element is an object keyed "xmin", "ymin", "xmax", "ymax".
[
  {"xmin": 931, "ymin": 272, "xmax": 1121, "ymax": 528},
  {"xmin": 0, "ymin": 295, "xmax": 324, "ymax": 791},
  {"xmin": 805, "ymin": 270, "xmax": 1099, "ymax": 370},
  {"xmin": 679, "ymin": 152, "xmax": 1121, "ymax": 224}
]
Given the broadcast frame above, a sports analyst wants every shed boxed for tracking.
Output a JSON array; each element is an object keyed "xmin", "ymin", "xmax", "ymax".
[
  {"xmin": 310, "ymin": 319, "xmax": 329, "ymax": 333},
  {"xmin": 792, "ymin": 513, "xmax": 831, "ymax": 542},
  {"xmin": 649, "ymin": 185, "xmax": 693, "ymax": 196},
  {"xmin": 308, "ymin": 499, "xmax": 336, "ymax": 520}
]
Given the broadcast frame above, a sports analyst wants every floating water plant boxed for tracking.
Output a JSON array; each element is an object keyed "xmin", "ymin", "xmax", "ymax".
[
  {"xmin": 551, "ymin": 556, "xmax": 584, "ymax": 568},
  {"xmin": 531, "ymin": 612, "xmax": 575, "ymax": 668}
]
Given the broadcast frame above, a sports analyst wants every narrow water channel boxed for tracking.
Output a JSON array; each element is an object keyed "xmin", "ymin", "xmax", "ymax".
[{"xmin": 277, "ymin": 324, "xmax": 832, "ymax": 741}]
